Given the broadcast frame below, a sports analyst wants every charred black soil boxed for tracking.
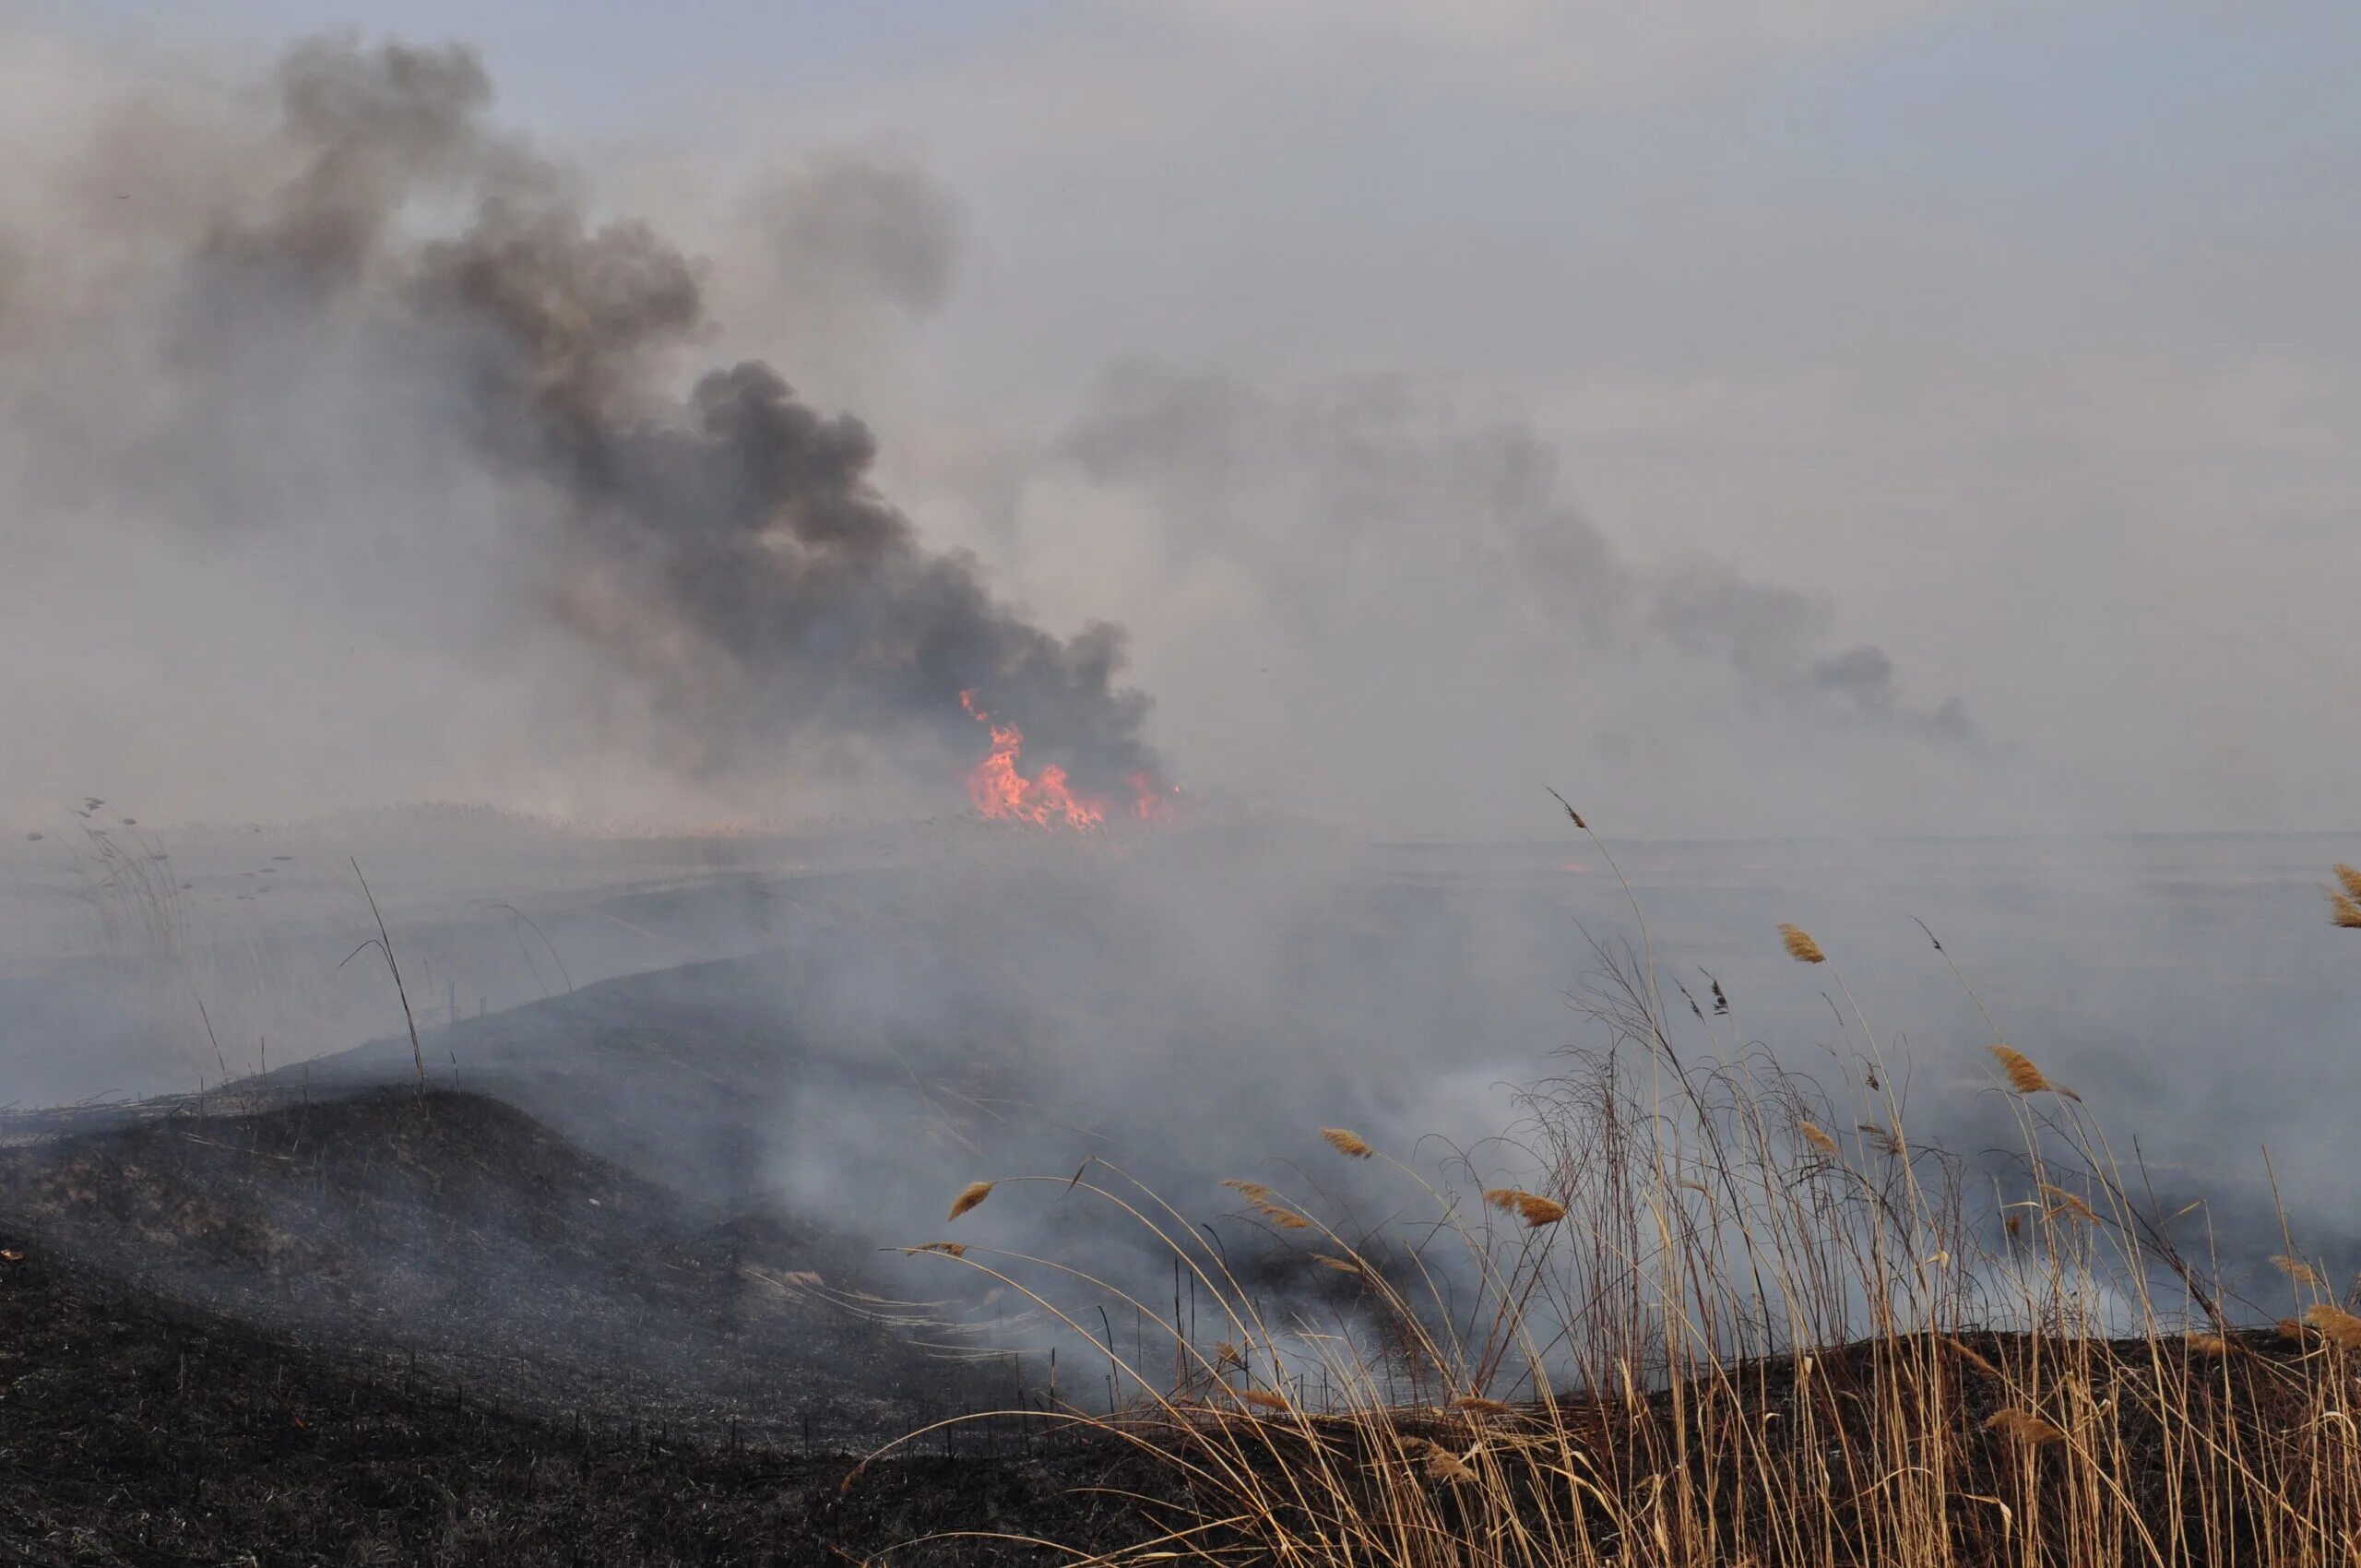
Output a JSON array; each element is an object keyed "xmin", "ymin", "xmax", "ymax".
[
  {"xmin": 0, "ymin": 1088, "xmax": 1030, "ymax": 1452},
  {"xmin": 0, "ymin": 1087, "xmax": 1211, "ymax": 1564},
  {"xmin": 0, "ymin": 1227, "xmax": 1193, "ymax": 1565}
]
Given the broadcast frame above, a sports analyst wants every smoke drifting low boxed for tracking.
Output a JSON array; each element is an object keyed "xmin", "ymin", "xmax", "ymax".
[
  {"xmin": 1054, "ymin": 365, "xmax": 1974, "ymax": 825},
  {"xmin": 0, "ymin": 36, "xmax": 1156, "ymax": 824}
]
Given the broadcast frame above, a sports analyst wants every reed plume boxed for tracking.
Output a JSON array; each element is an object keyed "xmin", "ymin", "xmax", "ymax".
[
  {"xmin": 2334, "ymin": 862, "xmax": 2361, "ymax": 900},
  {"xmin": 2271, "ymin": 1253, "xmax": 2324, "ymax": 1289},
  {"xmin": 2331, "ymin": 890, "xmax": 2361, "ymax": 930},
  {"xmin": 2304, "ymin": 1304, "xmax": 2361, "ymax": 1351},
  {"xmin": 1986, "ymin": 1408, "xmax": 2068, "ymax": 1447},
  {"xmin": 2041, "ymin": 1183, "xmax": 2098, "ymax": 1224},
  {"xmin": 1423, "ymin": 1446, "xmax": 1478, "ymax": 1483},
  {"xmin": 1321, "ymin": 1126, "xmax": 1375, "ymax": 1158},
  {"xmin": 947, "ymin": 1181, "xmax": 994, "ymax": 1221},
  {"xmin": 1798, "ymin": 1122, "xmax": 1840, "ymax": 1157},
  {"xmin": 1777, "ymin": 922, "xmax": 1826, "ymax": 964},
  {"xmin": 1484, "ymin": 1188, "xmax": 1569, "ymax": 1227},
  {"xmin": 1990, "ymin": 1043, "xmax": 2054, "ymax": 1095}
]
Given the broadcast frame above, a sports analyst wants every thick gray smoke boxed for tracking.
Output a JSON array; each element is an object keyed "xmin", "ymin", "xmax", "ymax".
[{"xmin": 0, "ymin": 36, "xmax": 1157, "ymax": 820}]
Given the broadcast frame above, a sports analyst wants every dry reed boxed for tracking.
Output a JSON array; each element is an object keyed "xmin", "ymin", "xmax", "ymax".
[{"xmin": 1991, "ymin": 1042, "xmax": 2054, "ymax": 1095}]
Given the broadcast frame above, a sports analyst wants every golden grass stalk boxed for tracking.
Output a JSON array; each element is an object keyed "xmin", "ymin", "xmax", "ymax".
[
  {"xmin": 1484, "ymin": 1188, "xmax": 1568, "ymax": 1227},
  {"xmin": 1219, "ymin": 1179, "xmax": 1272, "ymax": 1204},
  {"xmin": 2304, "ymin": 1304, "xmax": 2361, "ymax": 1351},
  {"xmin": 1311, "ymin": 1253, "xmax": 1358, "ymax": 1273},
  {"xmin": 1453, "ymin": 1396, "xmax": 1515, "ymax": 1416},
  {"xmin": 1777, "ymin": 922, "xmax": 1826, "ymax": 964},
  {"xmin": 1254, "ymin": 1200, "xmax": 1313, "ymax": 1230},
  {"xmin": 2335, "ymin": 862, "xmax": 2361, "ymax": 901},
  {"xmin": 1798, "ymin": 1121, "xmax": 1840, "ymax": 1157},
  {"xmin": 947, "ymin": 1181, "xmax": 995, "ymax": 1222},
  {"xmin": 1990, "ymin": 1043, "xmax": 2054, "ymax": 1096},
  {"xmin": 905, "ymin": 1241, "xmax": 969, "ymax": 1258},
  {"xmin": 1234, "ymin": 1387, "xmax": 1289, "ymax": 1412},
  {"xmin": 1986, "ymin": 1408, "xmax": 2067, "ymax": 1447},
  {"xmin": 2331, "ymin": 890, "xmax": 2361, "ymax": 931},
  {"xmin": 1321, "ymin": 1126, "xmax": 1375, "ymax": 1158}
]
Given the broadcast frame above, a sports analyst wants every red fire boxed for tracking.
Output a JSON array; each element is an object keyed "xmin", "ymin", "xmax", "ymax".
[{"xmin": 958, "ymin": 692, "xmax": 1175, "ymax": 828}]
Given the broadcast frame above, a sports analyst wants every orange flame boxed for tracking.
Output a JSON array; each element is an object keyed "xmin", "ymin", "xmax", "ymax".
[{"xmin": 958, "ymin": 691, "xmax": 1106, "ymax": 828}]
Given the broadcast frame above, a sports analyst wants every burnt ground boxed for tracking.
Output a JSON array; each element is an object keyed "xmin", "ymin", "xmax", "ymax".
[
  {"xmin": 0, "ymin": 1089, "xmax": 1026, "ymax": 1452},
  {"xmin": 0, "ymin": 1225, "xmax": 1192, "ymax": 1565},
  {"xmin": 0, "ymin": 1086, "xmax": 2342, "ymax": 1564},
  {"xmin": 0, "ymin": 1088, "xmax": 1209, "ymax": 1564}
]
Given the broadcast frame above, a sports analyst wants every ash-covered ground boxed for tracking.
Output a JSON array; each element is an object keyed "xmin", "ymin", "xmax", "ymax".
[{"xmin": 0, "ymin": 817, "xmax": 2355, "ymax": 1560}]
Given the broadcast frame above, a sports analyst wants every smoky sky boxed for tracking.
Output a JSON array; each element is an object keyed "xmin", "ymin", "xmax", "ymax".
[
  {"xmin": 1062, "ymin": 362, "xmax": 1971, "ymax": 742},
  {"xmin": 0, "ymin": 35, "xmax": 1155, "ymax": 823}
]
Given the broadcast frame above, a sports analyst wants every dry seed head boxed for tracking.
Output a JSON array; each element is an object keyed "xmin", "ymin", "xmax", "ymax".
[
  {"xmin": 1235, "ymin": 1387, "xmax": 1288, "ymax": 1412},
  {"xmin": 1211, "ymin": 1339, "xmax": 1243, "ymax": 1368},
  {"xmin": 1311, "ymin": 1253, "xmax": 1358, "ymax": 1273},
  {"xmin": 2187, "ymin": 1333, "xmax": 2230, "ymax": 1358},
  {"xmin": 1990, "ymin": 1044, "xmax": 2054, "ymax": 1096},
  {"xmin": 906, "ymin": 1241, "xmax": 969, "ymax": 1258},
  {"xmin": 1857, "ymin": 1123, "xmax": 1904, "ymax": 1158},
  {"xmin": 1985, "ymin": 1408, "xmax": 2067, "ymax": 1447},
  {"xmin": 1255, "ymin": 1200, "xmax": 1313, "ymax": 1230},
  {"xmin": 2272, "ymin": 1254, "xmax": 2325, "ymax": 1289},
  {"xmin": 2040, "ymin": 1183, "xmax": 2098, "ymax": 1224},
  {"xmin": 947, "ymin": 1181, "xmax": 994, "ymax": 1222},
  {"xmin": 1942, "ymin": 1336, "xmax": 2001, "ymax": 1379},
  {"xmin": 2331, "ymin": 891, "xmax": 2361, "ymax": 931},
  {"xmin": 1220, "ymin": 1179, "xmax": 1272, "ymax": 1205},
  {"xmin": 2305, "ymin": 1304, "xmax": 2361, "ymax": 1351},
  {"xmin": 1798, "ymin": 1122, "xmax": 1840, "ymax": 1157},
  {"xmin": 2277, "ymin": 1318, "xmax": 2308, "ymax": 1343},
  {"xmin": 2004, "ymin": 1213, "xmax": 2023, "ymax": 1239},
  {"xmin": 1777, "ymin": 923, "xmax": 1827, "ymax": 964},
  {"xmin": 1321, "ymin": 1127, "xmax": 1375, "ymax": 1159},
  {"xmin": 2336, "ymin": 863, "xmax": 2361, "ymax": 901},
  {"xmin": 1483, "ymin": 1188, "xmax": 1568, "ymax": 1227},
  {"xmin": 1423, "ymin": 1446, "xmax": 1478, "ymax": 1484},
  {"xmin": 1454, "ymin": 1396, "xmax": 1514, "ymax": 1416}
]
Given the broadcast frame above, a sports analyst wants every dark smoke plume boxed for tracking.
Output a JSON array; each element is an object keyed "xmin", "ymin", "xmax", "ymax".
[{"xmin": 55, "ymin": 37, "xmax": 1162, "ymax": 806}]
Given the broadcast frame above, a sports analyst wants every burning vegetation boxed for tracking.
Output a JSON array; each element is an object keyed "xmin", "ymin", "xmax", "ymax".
[{"xmin": 959, "ymin": 690, "xmax": 1173, "ymax": 828}]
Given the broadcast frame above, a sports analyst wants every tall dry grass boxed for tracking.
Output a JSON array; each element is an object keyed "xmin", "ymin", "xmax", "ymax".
[{"xmin": 875, "ymin": 839, "xmax": 2361, "ymax": 1565}]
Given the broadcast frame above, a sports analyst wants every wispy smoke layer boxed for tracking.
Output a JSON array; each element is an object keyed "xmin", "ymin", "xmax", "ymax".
[
  {"xmin": 0, "ymin": 37, "xmax": 1156, "ymax": 820},
  {"xmin": 1064, "ymin": 362, "xmax": 1973, "ymax": 744}
]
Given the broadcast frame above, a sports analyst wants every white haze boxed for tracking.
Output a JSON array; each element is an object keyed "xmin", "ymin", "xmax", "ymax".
[{"xmin": 0, "ymin": 18, "xmax": 2355, "ymax": 1350}]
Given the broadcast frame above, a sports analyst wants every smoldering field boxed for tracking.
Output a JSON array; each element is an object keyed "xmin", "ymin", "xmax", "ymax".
[
  {"xmin": 4, "ymin": 26, "xmax": 2361, "ymax": 1566},
  {"xmin": 6, "ymin": 812, "xmax": 2356, "ymax": 1335}
]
